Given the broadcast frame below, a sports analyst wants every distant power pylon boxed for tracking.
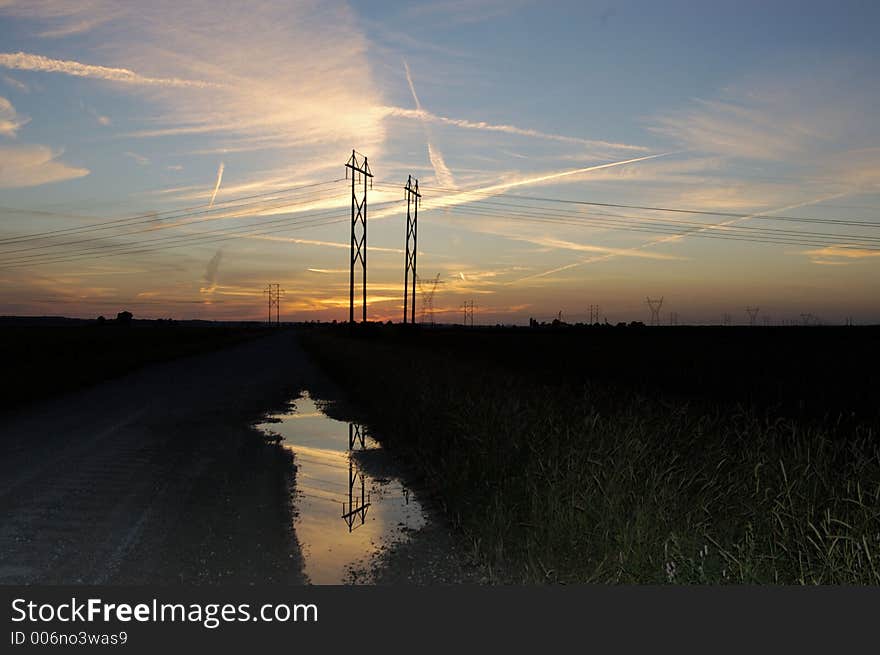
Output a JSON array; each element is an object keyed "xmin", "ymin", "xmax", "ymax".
[
  {"xmin": 402, "ymin": 175, "xmax": 420, "ymax": 324},
  {"xmin": 346, "ymin": 150, "xmax": 372, "ymax": 324},
  {"xmin": 746, "ymin": 306, "xmax": 760, "ymax": 326},
  {"xmin": 588, "ymin": 304, "xmax": 600, "ymax": 324},
  {"xmin": 723, "ymin": 313, "xmax": 732, "ymax": 326},
  {"xmin": 418, "ymin": 273, "xmax": 441, "ymax": 325},
  {"xmin": 462, "ymin": 300, "xmax": 474, "ymax": 326},
  {"xmin": 669, "ymin": 311, "xmax": 679, "ymax": 326},
  {"xmin": 646, "ymin": 296, "xmax": 663, "ymax": 326},
  {"xmin": 800, "ymin": 312, "xmax": 814, "ymax": 326},
  {"xmin": 264, "ymin": 283, "xmax": 284, "ymax": 326}
]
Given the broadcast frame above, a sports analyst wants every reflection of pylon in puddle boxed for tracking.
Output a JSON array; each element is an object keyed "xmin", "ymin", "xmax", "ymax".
[
  {"xmin": 342, "ymin": 423, "xmax": 370, "ymax": 532},
  {"xmin": 349, "ymin": 423, "xmax": 366, "ymax": 450},
  {"xmin": 341, "ymin": 457, "xmax": 371, "ymax": 532}
]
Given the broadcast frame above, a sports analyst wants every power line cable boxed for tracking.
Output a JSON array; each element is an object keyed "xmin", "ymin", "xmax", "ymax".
[
  {"xmin": 423, "ymin": 199, "xmax": 880, "ymax": 245},
  {"xmin": 423, "ymin": 203, "xmax": 880, "ymax": 251},
  {"xmin": 0, "ymin": 186, "xmax": 349, "ymax": 257},
  {"xmin": 0, "ymin": 178, "xmax": 346, "ymax": 245},
  {"xmin": 380, "ymin": 182, "xmax": 880, "ymax": 228}
]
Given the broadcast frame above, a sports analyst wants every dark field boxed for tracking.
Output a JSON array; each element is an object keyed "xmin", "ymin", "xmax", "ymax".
[
  {"xmin": 0, "ymin": 320, "xmax": 272, "ymax": 412},
  {"xmin": 300, "ymin": 324, "xmax": 880, "ymax": 584}
]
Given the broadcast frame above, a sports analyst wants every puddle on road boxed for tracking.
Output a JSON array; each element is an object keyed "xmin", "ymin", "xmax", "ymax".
[{"xmin": 257, "ymin": 391, "xmax": 426, "ymax": 584}]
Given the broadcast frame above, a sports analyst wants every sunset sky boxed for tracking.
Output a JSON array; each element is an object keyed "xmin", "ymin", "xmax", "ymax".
[{"xmin": 1, "ymin": 0, "xmax": 878, "ymax": 324}]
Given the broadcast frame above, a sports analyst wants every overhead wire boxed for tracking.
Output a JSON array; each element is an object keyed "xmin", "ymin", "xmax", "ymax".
[
  {"xmin": 0, "ymin": 185, "xmax": 350, "ymax": 257},
  {"xmin": 418, "ymin": 201, "xmax": 880, "ymax": 251},
  {"xmin": 0, "ymin": 178, "xmax": 347, "ymax": 245},
  {"xmin": 378, "ymin": 181, "xmax": 880, "ymax": 228},
  {"xmin": 423, "ymin": 203, "xmax": 880, "ymax": 251}
]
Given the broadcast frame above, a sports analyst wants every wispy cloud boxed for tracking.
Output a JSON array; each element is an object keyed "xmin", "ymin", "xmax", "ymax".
[
  {"xmin": 516, "ymin": 236, "xmax": 686, "ymax": 261},
  {"xmin": 38, "ymin": 17, "xmax": 115, "ymax": 39},
  {"xmin": 513, "ymin": 192, "xmax": 851, "ymax": 283},
  {"xmin": 0, "ymin": 144, "xmax": 89, "ymax": 188},
  {"xmin": 123, "ymin": 151, "xmax": 150, "ymax": 165},
  {"xmin": 208, "ymin": 161, "xmax": 224, "ymax": 207},
  {"xmin": 801, "ymin": 246, "xmax": 880, "ymax": 260},
  {"xmin": 1, "ymin": 1, "xmax": 389, "ymax": 174},
  {"xmin": 0, "ymin": 51, "xmax": 220, "ymax": 88},
  {"xmin": 1, "ymin": 74, "xmax": 29, "ymax": 92},
  {"xmin": 405, "ymin": 0, "xmax": 529, "ymax": 25},
  {"xmin": 0, "ymin": 1, "xmax": 125, "ymax": 39},
  {"xmin": 200, "ymin": 248, "xmax": 223, "ymax": 294},
  {"xmin": 649, "ymin": 69, "xmax": 878, "ymax": 164},
  {"xmin": 0, "ymin": 95, "xmax": 29, "ymax": 136}
]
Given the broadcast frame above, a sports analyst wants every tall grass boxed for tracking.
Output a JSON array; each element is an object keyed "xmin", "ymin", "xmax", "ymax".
[{"xmin": 302, "ymin": 330, "xmax": 880, "ymax": 584}]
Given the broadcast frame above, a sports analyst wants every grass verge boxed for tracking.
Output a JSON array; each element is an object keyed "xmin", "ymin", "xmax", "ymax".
[{"xmin": 300, "ymin": 327, "xmax": 880, "ymax": 584}]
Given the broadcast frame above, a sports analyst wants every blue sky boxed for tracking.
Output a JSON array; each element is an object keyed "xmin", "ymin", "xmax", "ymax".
[{"xmin": 1, "ymin": 1, "xmax": 878, "ymax": 324}]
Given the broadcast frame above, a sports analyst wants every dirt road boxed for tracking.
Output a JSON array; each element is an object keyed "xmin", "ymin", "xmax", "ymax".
[{"xmin": 0, "ymin": 330, "xmax": 311, "ymax": 584}]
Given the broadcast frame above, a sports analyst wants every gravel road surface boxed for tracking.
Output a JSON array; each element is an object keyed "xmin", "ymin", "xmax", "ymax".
[{"xmin": 0, "ymin": 330, "xmax": 310, "ymax": 584}]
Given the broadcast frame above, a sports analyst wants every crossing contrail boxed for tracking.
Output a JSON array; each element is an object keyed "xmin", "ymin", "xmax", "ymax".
[
  {"xmin": 421, "ymin": 152, "xmax": 670, "ymax": 211},
  {"xmin": 404, "ymin": 61, "xmax": 456, "ymax": 189},
  {"xmin": 382, "ymin": 105, "xmax": 650, "ymax": 152}
]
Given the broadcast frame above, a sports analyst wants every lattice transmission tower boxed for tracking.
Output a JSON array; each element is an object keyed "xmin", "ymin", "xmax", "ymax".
[
  {"xmin": 346, "ymin": 150, "xmax": 372, "ymax": 323},
  {"xmin": 418, "ymin": 274, "xmax": 441, "ymax": 325},
  {"xmin": 264, "ymin": 283, "xmax": 284, "ymax": 326},
  {"xmin": 746, "ymin": 306, "xmax": 760, "ymax": 326},
  {"xmin": 646, "ymin": 296, "xmax": 664, "ymax": 326},
  {"xmin": 402, "ymin": 175, "xmax": 420, "ymax": 324}
]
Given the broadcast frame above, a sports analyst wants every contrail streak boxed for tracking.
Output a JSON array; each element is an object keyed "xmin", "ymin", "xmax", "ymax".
[
  {"xmin": 404, "ymin": 61, "xmax": 456, "ymax": 189},
  {"xmin": 421, "ymin": 152, "xmax": 670, "ymax": 211},
  {"xmin": 367, "ymin": 152, "xmax": 670, "ymax": 224},
  {"xmin": 403, "ymin": 61, "xmax": 423, "ymax": 111},
  {"xmin": 209, "ymin": 161, "xmax": 225, "ymax": 208},
  {"xmin": 382, "ymin": 106, "xmax": 650, "ymax": 152},
  {"xmin": 0, "ymin": 52, "xmax": 219, "ymax": 88}
]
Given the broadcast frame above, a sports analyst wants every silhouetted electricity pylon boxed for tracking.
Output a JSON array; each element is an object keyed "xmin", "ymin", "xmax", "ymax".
[
  {"xmin": 669, "ymin": 311, "xmax": 679, "ymax": 326},
  {"xmin": 418, "ymin": 273, "xmax": 441, "ymax": 325},
  {"xmin": 646, "ymin": 296, "xmax": 663, "ymax": 326},
  {"xmin": 402, "ymin": 175, "xmax": 420, "ymax": 324},
  {"xmin": 723, "ymin": 313, "xmax": 732, "ymax": 326},
  {"xmin": 746, "ymin": 306, "xmax": 760, "ymax": 326},
  {"xmin": 264, "ymin": 283, "xmax": 284, "ymax": 326},
  {"xmin": 462, "ymin": 300, "xmax": 474, "ymax": 326},
  {"xmin": 588, "ymin": 304, "xmax": 600, "ymax": 324},
  {"xmin": 346, "ymin": 150, "xmax": 372, "ymax": 324}
]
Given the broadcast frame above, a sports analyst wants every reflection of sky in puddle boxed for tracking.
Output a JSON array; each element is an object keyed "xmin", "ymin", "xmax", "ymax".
[{"xmin": 257, "ymin": 391, "xmax": 426, "ymax": 584}]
